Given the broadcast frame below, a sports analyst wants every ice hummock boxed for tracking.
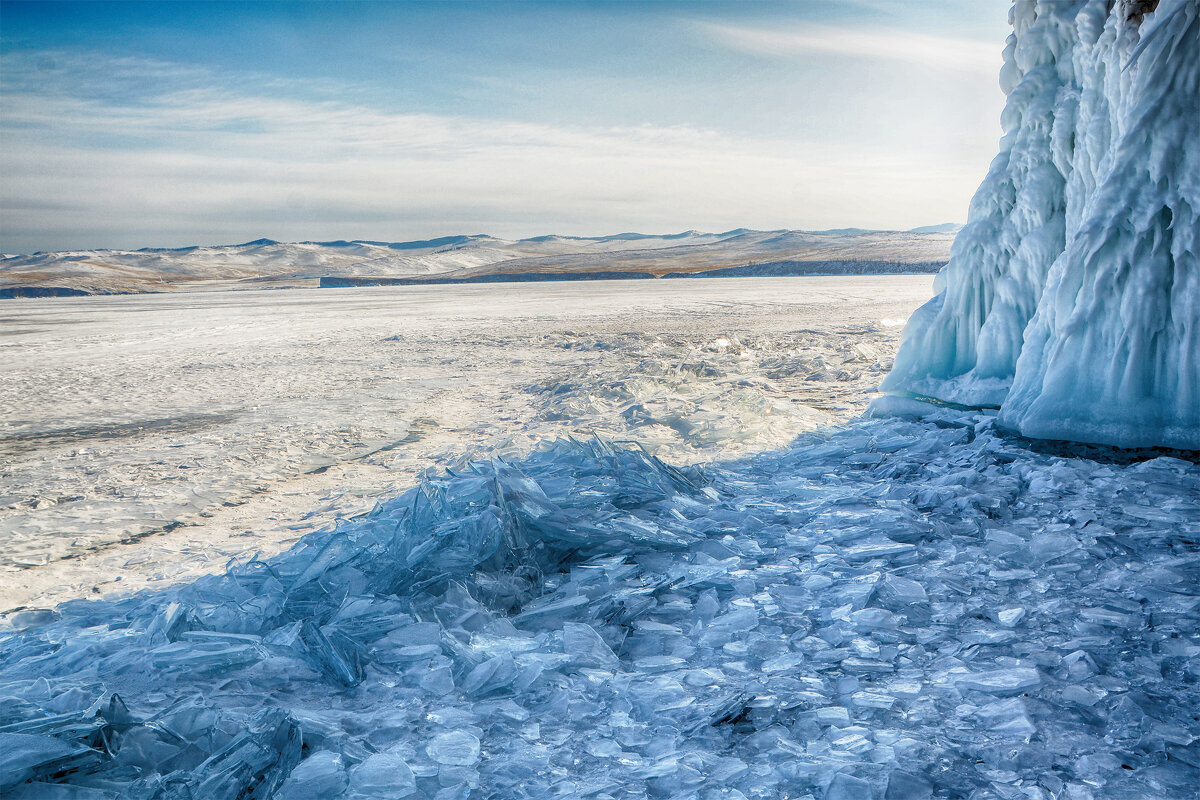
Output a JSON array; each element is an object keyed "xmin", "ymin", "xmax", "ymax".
[
  {"xmin": 881, "ymin": 0, "xmax": 1199, "ymax": 449},
  {"xmin": 2, "ymin": 417, "xmax": 1198, "ymax": 798}
]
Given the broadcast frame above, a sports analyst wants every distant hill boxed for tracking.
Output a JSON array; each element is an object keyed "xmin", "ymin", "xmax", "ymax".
[
  {"xmin": 1, "ymin": 228, "xmax": 954, "ymax": 296},
  {"xmin": 906, "ymin": 222, "xmax": 963, "ymax": 234}
]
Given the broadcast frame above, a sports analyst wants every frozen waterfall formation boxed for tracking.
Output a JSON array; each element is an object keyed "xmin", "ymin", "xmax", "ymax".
[{"xmin": 880, "ymin": 0, "xmax": 1199, "ymax": 450}]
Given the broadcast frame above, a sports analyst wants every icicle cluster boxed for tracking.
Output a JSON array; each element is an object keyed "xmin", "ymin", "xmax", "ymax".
[{"xmin": 881, "ymin": 0, "xmax": 1199, "ymax": 450}]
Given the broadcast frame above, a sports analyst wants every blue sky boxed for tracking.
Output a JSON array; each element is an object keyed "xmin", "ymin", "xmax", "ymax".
[{"xmin": 0, "ymin": 1, "xmax": 1012, "ymax": 252}]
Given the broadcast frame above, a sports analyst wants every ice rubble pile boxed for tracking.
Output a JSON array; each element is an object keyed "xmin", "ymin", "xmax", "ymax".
[
  {"xmin": 882, "ymin": 0, "xmax": 1199, "ymax": 450},
  {"xmin": 2, "ymin": 415, "xmax": 1198, "ymax": 799},
  {"xmin": 527, "ymin": 333, "xmax": 858, "ymax": 451}
]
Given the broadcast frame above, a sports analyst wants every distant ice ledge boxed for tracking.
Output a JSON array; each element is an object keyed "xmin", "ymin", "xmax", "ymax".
[{"xmin": 878, "ymin": 0, "xmax": 1199, "ymax": 451}]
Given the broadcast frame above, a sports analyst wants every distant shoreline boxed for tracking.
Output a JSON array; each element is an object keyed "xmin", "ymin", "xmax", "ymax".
[
  {"xmin": 318, "ymin": 259, "xmax": 945, "ymax": 289},
  {"xmin": 2, "ymin": 229, "xmax": 954, "ymax": 298},
  {"xmin": 0, "ymin": 263, "xmax": 946, "ymax": 298}
]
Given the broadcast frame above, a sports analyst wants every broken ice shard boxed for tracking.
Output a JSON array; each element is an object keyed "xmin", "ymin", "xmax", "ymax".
[{"xmin": 426, "ymin": 731, "xmax": 481, "ymax": 766}]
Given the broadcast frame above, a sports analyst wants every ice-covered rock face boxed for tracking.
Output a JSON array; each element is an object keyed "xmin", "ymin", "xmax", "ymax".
[{"xmin": 881, "ymin": 0, "xmax": 1199, "ymax": 450}]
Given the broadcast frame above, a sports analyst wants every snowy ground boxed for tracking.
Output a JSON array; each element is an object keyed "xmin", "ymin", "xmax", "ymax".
[
  {"xmin": 2, "ymin": 275, "xmax": 1197, "ymax": 800},
  {"xmin": 1, "ymin": 276, "xmax": 927, "ymax": 611}
]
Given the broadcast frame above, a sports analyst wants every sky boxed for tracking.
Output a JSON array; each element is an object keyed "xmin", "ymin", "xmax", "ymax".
[{"xmin": 0, "ymin": 1, "xmax": 1012, "ymax": 253}]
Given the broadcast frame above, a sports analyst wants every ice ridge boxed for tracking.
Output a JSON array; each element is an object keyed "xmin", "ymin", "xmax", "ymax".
[{"xmin": 881, "ymin": 0, "xmax": 1199, "ymax": 449}]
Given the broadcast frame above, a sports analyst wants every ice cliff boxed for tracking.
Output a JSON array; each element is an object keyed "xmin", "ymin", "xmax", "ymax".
[{"xmin": 880, "ymin": 0, "xmax": 1199, "ymax": 450}]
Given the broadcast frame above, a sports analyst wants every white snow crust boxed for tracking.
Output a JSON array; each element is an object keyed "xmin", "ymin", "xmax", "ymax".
[{"xmin": 881, "ymin": 0, "xmax": 1199, "ymax": 450}]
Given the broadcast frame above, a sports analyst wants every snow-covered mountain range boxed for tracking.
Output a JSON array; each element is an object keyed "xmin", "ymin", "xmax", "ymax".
[{"xmin": 0, "ymin": 227, "xmax": 956, "ymax": 296}]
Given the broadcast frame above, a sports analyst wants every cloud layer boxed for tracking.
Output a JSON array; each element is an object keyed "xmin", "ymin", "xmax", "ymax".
[
  {"xmin": 697, "ymin": 21, "xmax": 1002, "ymax": 75},
  {"xmin": 1, "ymin": 42, "xmax": 997, "ymax": 252}
]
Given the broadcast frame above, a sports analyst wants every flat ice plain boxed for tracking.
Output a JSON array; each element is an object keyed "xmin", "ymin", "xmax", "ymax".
[{"xmin": 1, "ymin": 276, "xmax": 928, "ymax": 610}]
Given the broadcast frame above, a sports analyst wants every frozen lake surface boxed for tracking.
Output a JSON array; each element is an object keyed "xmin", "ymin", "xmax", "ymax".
[
  {"xmin": 1, "ymin": 276, "xmax": 930, "ymax": 609},
  {"xmin": 1, "ymin": 275, "xmax": 1198, "ymax": 799}
]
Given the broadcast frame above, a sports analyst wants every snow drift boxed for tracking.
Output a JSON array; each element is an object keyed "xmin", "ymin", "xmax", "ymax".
[{"xmin": 881, "ymin": 0, "xmax": 1199, "ymax": 450}]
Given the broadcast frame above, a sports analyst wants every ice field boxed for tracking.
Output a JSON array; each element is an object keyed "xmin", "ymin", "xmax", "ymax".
[
  {"xmin": 3, "ymin": 2, "xmax": 1199, "ymax": 794},
  {"xmin": 1, "ymin": 276, "xmax": 927, "ymax": 610},
  {"xmin": 2, "ymin": 275, "xmax": 1198, "ymax": 799}
]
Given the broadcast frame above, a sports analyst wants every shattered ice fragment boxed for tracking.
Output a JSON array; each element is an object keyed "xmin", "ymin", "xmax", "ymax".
[
  {"xmin": 955, "ymin": 668, "xmax": 1041, "ymax": 695},
  {"xmin": 461, "ymin": 654, "xmax": 517, "ymax": 697},
  {"xmin": 826, "ymin": 771, "xmax": 874, "ymax": 800},
  {"xmin": 427, "ymin": 731, "xmax": 481, "ymax": 766},
  {"xmin": 841, "ymin": 543, "xmax": 916, "ymax": 563},
  {"xmin": 974, "ymin": 698, "xmax": 1036, "ymax": 738},
  {"xmin": 512, "ymin": 595, "xmax": 589, "ymax": 627},
  {"xmin": 420, "ymin": 665, "xmax": 455, "ymax": 695},
  {"xmin": 850, "ymin": 608, "xmax": 901, "ymax": 631},
  {"xmin": 563, "ymin": 622, "xmax": 620, "ymax": 671},
  {"xmin": 347, "ymin": 752, "xmax": 417, "ymax": 799},
  {"xmin": 1027, "ymin": 533, "xmax": 1079, "ymax": 565},
  {"xmin": 193, "ymin": 708, "xmax": 301, "ymax": 800},
  {"xmin": 706, "ymin": 605, "xmax": 760, "ymax": 632},
  {"xmin": 876, "ymin": 574, "xmax": 927, "ymax": 606},
  {"xmin": 830, "ymin": 731, "xmax": 873, "ymax": 754},
  {"xmin": 995, "ymin": 607, "xmax": 1026, "ymax": 627},
  {"xmin": 842, "ymin": 657, "xmax": 894, "ymax": 674},
  {"xmin": 804, "ymin": 574, "xmax": 834, "ymax": 591},
  {"xmin": 830, "ymin": 603, "xmax": 854, "ymax": 622},
  {"xmin": 277, "ymin": 751, "xmax": 348, "ymax": 800},
  {"xmin": 587, "ymin": 738, "xmax": 622, "ymax": 758},
  {"xmin": 1079, "ymin": 606, "xmax": 1140, "ymax": 628},
  {"xmin": 0, "ymin": 733, "xmax": 97, "ymax": 791},
  {"xmin": 5, "ymin": 609, "xmax": 60, "ymax": 631},
  {"xmin": 884, "ymin": 770, "xmax": 932, "ymax": 800},
  {"xmin": 150, "ymin": 642, "xmax": 263, "ymax": 674},
  {"xmin": 817, "ymin": 706, "xmax": 852, "ymax": 727},
  {"xmin": 633, "ymin": 655, "xmax": 687, "ymax": 673},
  {"xmin": 710, "ymin": 756, "xmax": 749, "ymax": 783},
  {"xmin": 1061, "ymin": 650, "xmax": 1098, "ymax": 680},
  {"xmin": 389, "ymin": 644, "xmax": 442, "ymax": 663},
  {"xmin": 1061, "ymin": 685, "xmax": 1103, "ymax": 707},
  {"xmin": 988, "ymin": 568, "xmax": 1035, "ymax": 582},
  {"xmin": 762, "ymin": 652, "xmax": 806, "ymax": 673},
  {"xmin": 851, "ymin": 690, "xmax": 896, "ymax": 709}
]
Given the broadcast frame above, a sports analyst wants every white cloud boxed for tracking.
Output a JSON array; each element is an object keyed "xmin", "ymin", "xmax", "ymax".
[
  {"xmin": 0, "ymin": 51, "xmax": 985, "ymax": 251},
  {"xmin": 697, "ymin": 21, "xmax": 1002, "ymax": 75}
]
